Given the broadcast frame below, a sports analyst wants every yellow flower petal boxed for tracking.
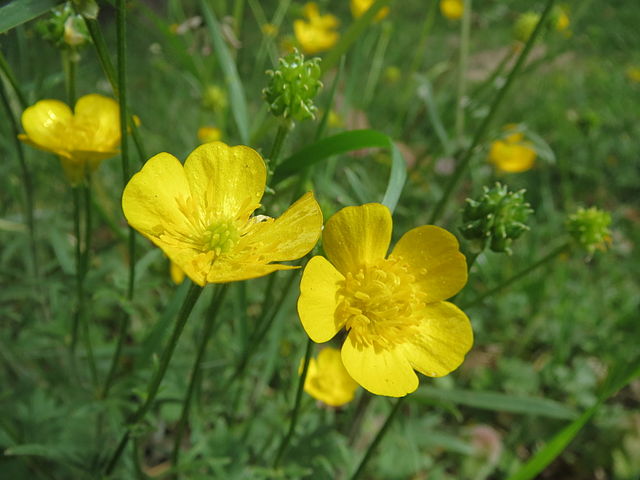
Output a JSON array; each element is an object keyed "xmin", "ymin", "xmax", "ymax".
[
  {"xmin": 205, "ymin": 261, "xmax": 297, "ymax": 284},
  {"xmin": 322, "ymin": 203, "xmax": 392, "ymax": 275},
  {"xmin": 183, "ymin": 142, "xmax": 266, "ymax": 221},
  {"xmin": 298, "ymin": 255, "xmax": 345, "ymax": 343},
  {"xmin": 73, "ymin": 94, "xmax": 120, "ymax": 153},
  {"xmin": 304, "ymin": 347, "xmax": 359, "ymax": 406},
  {"xmin": 243, "ymin": 191, "xmax": 323, "ymax": 263},
  {"xmin": 400, "ymin": 301, "xmax": 473, "ymax": 377},
  {"xmin": 20, "ymin": 99, "xmax": 73, "ymax": 156},
  {"xmin": 389, "ymin": 225, "xmax": 467, "ymax": 302},
  {"xmin": 341, "ymin": 335, "xmax": 418, "ymax": 397}
]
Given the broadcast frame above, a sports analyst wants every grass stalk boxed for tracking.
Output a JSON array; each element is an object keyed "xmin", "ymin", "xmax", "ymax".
[
  {"xmin": 272, "ymin": 337, "xmax": 313, "ymax": 468},
  {"xmin": 454, "ymin": 0, "xmax": 472, "ymax": 143},
  {"xmin": 171, "ymin": 284, "xmax": 229, "ymax": 472},
  {"xmin": 105, "ymin": 283, "xmax": 204, "ymax": 475},
  {"xmin": 349, "ymin": 397, "xmax": 405, "ymax": 480},
  {"xmin": 428, "ymin": 0, "xmax": 557, "ymax": 224}
]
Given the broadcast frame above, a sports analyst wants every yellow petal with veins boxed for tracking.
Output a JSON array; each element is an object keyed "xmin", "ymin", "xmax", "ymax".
[{"xmin": 322, "ymin": 203, "xmax": 392, "ymax": 275}]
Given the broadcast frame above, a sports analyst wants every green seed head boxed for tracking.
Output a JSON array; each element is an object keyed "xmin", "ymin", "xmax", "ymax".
[
  {"xmin": 36, "ymin": 3, "xmax": 91, "ymax": 49},
  {"xmin": 566, "ymin": 207, "xmax": 611, "ymax": 254},
  {"xmin": 460, "ymin": 183, "xmax": 533, "ymax": 254},
  {"xmin": 263, "ymin": 49, "xmax": 323, "ymax": 123}
]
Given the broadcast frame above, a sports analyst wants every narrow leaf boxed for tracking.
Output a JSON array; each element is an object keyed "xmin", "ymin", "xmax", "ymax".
[{"xmin": 0, "ymin": 0, "xmax": 64, "ymax": 33}]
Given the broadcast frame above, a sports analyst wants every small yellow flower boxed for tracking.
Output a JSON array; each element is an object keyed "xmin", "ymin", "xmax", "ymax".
[
  {"xmin": 553, "ymin": 6, "xmax": 570, "ymax": 32},
  {"xmin": 298, "ymin": 203, "xmax": 472, "ymax": 397},
  {"xmin": 626, "ymin": 66, "xmax": 640, "ymax": 83},
  {"xmin": 440, "ymin": 0, "xmax": 463, "ymax": 21},
  {"xmin": 261, "ymin": 23, "xmax": 278, "ymax": 37},
  {"xmin": 488, "ymin": 127, "xmax": 537, "ymax": 173},
  {"xmin": 19, "ymin": 94, "xmax": 120, "ymax": 185},
  {"xmin": 294, "ymin": 2, "xmax": 339, "ymax": 55},
  {"xmin": 350, "ymin": 0, "xmax": 389, "ymax": 22},
  {"xmin": 122, "ymin": 142, "xmax": 323, "ymax": 286},
  {"xmin": 303, "ymin": 347, "xmax": 359, "ymax": 407},
  {"xmin": 197, "ymin": 126, "xmax": 222, "ymax": 144}
]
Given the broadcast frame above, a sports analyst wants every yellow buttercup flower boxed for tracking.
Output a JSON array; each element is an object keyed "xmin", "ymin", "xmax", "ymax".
[
  {"xmin": 440, "ymin": 0, "xmax": 463, "ymax": 21},
  {"xmin": 170, "ymin": 261, "xmax": 185, "ymax": 285},
  {"xmin": 122, "ymin": 142, "xmax": 323, "ymax": 286},
  {"xmin": 303, "ymin": 347, "xmax": 359, "ymax": 407},
  {"xmin": 350, "ymin": 0, "xmax": 389, "ymax": 22},
  {"xmin": 294, "ymin": 2, "xmax": 339, "ymax": 55},
  {"xmin": 197, "ymin": 126, "xmax": 222, "ymax": 144},
  {"xmin": 488, "ymin": 128, "xmax": 537, "ymax": 173},
  {"xmin": 298, "ymin": 203, "xmax": 472, "ymax": 397},
  {"xmin": 19, "ymin": 94, "xmax": 120, "ymax": 185}
]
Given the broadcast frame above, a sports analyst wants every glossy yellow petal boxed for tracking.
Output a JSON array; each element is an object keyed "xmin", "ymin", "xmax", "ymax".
[
  {"xmin": 389, "ymin": 225, "xmax": 467, "ymax": 302},
  {"xmin": 204, "ymin": 260, "xmax": 296, "ymax": 284},
  {"xmin": 170, "ymin": 261, "xmax": 185, "ymax": 284},
  {"xmin": 243, "ymin": 192, "xmax": 323, "ymax": 262},
  {"xmin": 304, "ymin": 347, "xmax": 359, "ymax": 407},
  {"xmin": 341, "ymin": 335, "xmax": 418, "ymax": 397},
  {"xmin": 183, "ymin": 142, "xmax": 266, "ymax": 221},
  {"xmin": 400, "ymin": 301, "xmax": 473, "ymax": 377},
  {"xmin": 20, "ymin": 99, "xmax": 73, "ymax": 156},
  {"xmin": 298, "ymin": 255, "xmax": 345, "ymax": 343},
  {"xmin": 322, "ymin": 203, "xmax": 392, "ymax": 275},
  {"xmin": 489, "ymin": 140, "xmax": 536, "ymax": 173},
  {"xmin": 73, "ymin": 94, "xmax": 120, "ymax": 152}
]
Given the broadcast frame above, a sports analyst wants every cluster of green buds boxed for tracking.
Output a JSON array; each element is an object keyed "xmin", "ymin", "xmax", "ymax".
[
  {"xmin": 566, "ymin": 207, "xmax": 611, "ymax": 254},
  {"xmin": 263, "ymin": 49, "xmax": 322, "ymax": 125},
  {"xmin": 36, "ymin": 2, "xmax": 92, "ymax": 49},
  {"xmin": 460, "ymin": 183, "xmax": 533, "ymax": 254}
]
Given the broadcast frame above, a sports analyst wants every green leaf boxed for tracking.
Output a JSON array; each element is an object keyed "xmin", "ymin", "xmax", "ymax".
[
  {"xmin": 0, "ymin": 0, "xmax": 65, "ymax": 33},
  {"xmin": 5, "ymin": 443, "xmax": 68, "ymax": 461},
  {"xmin": 200, "ymin": 0, "xmax": 249, "ymax": 144},
  {"xmin": 274, "ymin": 129, "xmax": 407, "ymax": 213},
  {"xmin": 322, "ymin": 0, "xmax": 392, "ymax": 73},
  {"xmin": 413, "ymin": 386, "xmax": 578, "ymax": 420}
]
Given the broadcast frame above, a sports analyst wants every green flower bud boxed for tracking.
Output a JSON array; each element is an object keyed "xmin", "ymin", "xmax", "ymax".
[
  {"xmin": 460, "ymin": 183, "xmax": 533, "ymax": 254},
  {"xmin": 566, "ymin": 207, "xmax": 611, "ymax": 254},
  {"xmin": 263, "ymin": 49, "xmax": 322, "ymax": 123},
  {"xmin": 513, "ymin": 11, "xmax": 541, "ymax": 44},
  {"xmin": 36, "ymin": 3, "xmax": 90, "ymax": 49}
]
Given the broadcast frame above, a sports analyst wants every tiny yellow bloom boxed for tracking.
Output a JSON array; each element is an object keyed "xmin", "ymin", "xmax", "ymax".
[
  {"xmin": 350, "ymin": 0, "xmax": 389, "ymax": 22},
  {"xmin": 197, "ymin": 126, "xmax": 222, "ymax": 144},
  {"xmin": 440, "ymin": 0, "xmax": 463, "ymax": 21},
  {"xmin": 294, "ymin": 2, "xmax": 339, "ymax": 55},
  {"xmin": 303, "ymin": 347, "xmax": 359, "ymax": 407},
  {"xmin": 555, "ymin": 10, "xmax": 570, "ymax": 32},
  {"xmin": 488, "ymin": 127, "xmax": 537, "ymax": 173},
  {"xmin": 626, "ymin": 66, "xmax": 640, "ymax": 83},
  {"xmin": 298, "ymin": 203, "xmax": 472, "ymax": 397},
  {"xmin": 19, "ymin": 94, "xmax": 120, "ymax": 185},
  {"xmin": 122, "ymin": 142, "xmax": 323, "ymax": 286}
]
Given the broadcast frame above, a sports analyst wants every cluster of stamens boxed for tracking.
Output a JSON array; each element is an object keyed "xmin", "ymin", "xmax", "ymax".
[
  {"xmin": 336, "ymin": 258, "xmax": 425, "ymax": 350},
  {"xmin": 201, "ymin": 219, "xmax": 240, "ymax": 258}
]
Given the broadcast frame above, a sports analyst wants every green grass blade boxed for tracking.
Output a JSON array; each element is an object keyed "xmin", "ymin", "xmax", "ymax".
[
  {"xmin": 0, "ymin": 0, "xmax": 64, "ymax": 33},
  {"xmin": 413, "ymin": 387, "xmax": 578, "ymax": 420},
  {"xmin": 200, "ymin": 0, "xmax": 250, "ymax": 144},
  {"xmin": 322, "ymin": 0, "xmax": 392, "ymax": 73},
  {"xmin": 274, "ymin": 129, "xmax": 407, "ymax": 212}
]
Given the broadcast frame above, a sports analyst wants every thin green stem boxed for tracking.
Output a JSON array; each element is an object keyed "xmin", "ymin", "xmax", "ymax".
[
  {"xmin": 269, "ymin": 122, "xmax": 291, "ymax": 167},
  {"xmin": 0, "ymin": 50, "xmax": 28, "ymax": 109},
  {"xmin": 232, "ymin": 0, "xmax": 245, "ymax": 36},
  {"xmin": 349, "ymin": 397, "xmax": 405, "ymax": 480},
  {"xmin": 455, "ymin": 0, "xmax": 472, "ymax": 142},
  {"xmin": 171, "ymin": 284, "xmax": 229, "ymax": 472},
  {"xmin": 62, "ymin": 49, "xmax": 77, "ymax": 105},
  {"xmin": 104, "ymin": 283, "xmax": 204, "ymax": 475},
  {"xmin": 428, "ymin": 0, "xmax": 556, "ymax": 224},
  {"xmin": 462, "ymin": 242, "xmax": 569, "ymax": 309},
  {"xmin": 71, "ymin": 187, "xmax": 82, "ymax": 353},
  {"xmin": 273, "ymin": 338, "xmax": 313, "ymax": 468}
]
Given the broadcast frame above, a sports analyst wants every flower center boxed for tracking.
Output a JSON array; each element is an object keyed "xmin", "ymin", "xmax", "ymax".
[
  {"xmin": 201, "ymin": 219, "xmax": 240, "ymax": 257},
  {"xmin": 336, "ymin": 258, "xmax": 425, "ymax": 350}
]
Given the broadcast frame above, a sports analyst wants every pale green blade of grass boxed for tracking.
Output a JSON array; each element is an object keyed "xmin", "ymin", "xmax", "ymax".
[
  {"xmin": 200, "ymin": 0, "xmax": 250, "ymax": 144},
  {"xmin": 273, "ymin": 129, "xmax": 407, "ymax": 212},
  {"xmin": 0, "ymin": 0, "xmax": 64, "ymax": 33}
]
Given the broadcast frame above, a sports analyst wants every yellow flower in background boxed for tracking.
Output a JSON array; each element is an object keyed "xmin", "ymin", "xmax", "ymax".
[
  {"xmin": 488, "ymin": 128, "xmax": 537, "ymax": 173},
  {"xmin": 298, "ymin": 203, "xmax": 472, "ymax": 397},
  {"xmin": 553, "ymin": 6, "xmax": 570, "ymax": 33},
  {"xmin": 440, "ymin": 0, "xmax": 463, "ymax": 21},
  {"xmin": 303, "ymin": 347, "xmax": 359, "ymax": 407},
  {"xmin": 122, "ymin": 142, "xmax": 323, "ymax": 286},
  {"xmin": 197, "ymin": 126, "xmax": 222, "ymax": 144},
  {"xmin": 19, "ymin": 94, "xmax": 120, "ymax": 185},
  {"xmin": 294, "ymin": 2, "xmax": 339, "ymax": 55},
  {"xmin": 350, "ymin": 0, "xmax": 389, "ymax": 22},
  {"xmin": 625, "ymin": 66, "xmax": 640, "ymax": 83}
]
